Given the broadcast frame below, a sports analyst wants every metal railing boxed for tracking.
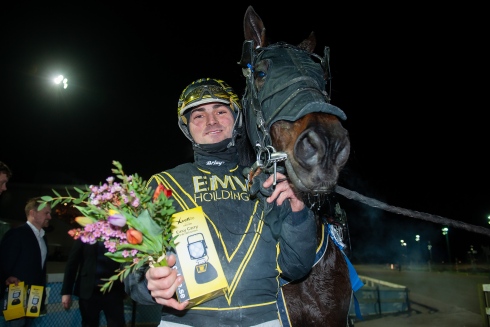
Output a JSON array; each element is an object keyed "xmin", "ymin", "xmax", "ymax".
[
  {"xmin": 349, "ymin": 275, "xmax": 410, "ymax": 320},
  {"xmin": 480, "ymin": 284, "xmax": 490, "ymax": 327}
]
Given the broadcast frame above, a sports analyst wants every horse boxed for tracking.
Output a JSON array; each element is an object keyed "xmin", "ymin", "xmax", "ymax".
[{"xmin": 239, "ymin": 6, "xmax": 358, "ymax": 327}]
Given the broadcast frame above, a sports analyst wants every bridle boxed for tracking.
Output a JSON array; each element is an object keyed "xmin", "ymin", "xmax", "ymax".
[{"xmin": 238, "ymin": 40, "xmax": 341, "ymax": 187}]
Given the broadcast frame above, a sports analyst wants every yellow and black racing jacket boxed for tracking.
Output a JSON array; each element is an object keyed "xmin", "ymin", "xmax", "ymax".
[{"xmin": 125, "ymin": 149, "xmax": 316, "ymax": 326}]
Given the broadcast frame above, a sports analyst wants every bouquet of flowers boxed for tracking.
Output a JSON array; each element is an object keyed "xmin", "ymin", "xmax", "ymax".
[{"xmin": 38, "ymin": 160, "xmax": 177, "ymax": 293}]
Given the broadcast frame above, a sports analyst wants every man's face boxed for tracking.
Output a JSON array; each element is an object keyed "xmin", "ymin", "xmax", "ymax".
[
  {"xmin": 0, "ymin": 172, "xmax": 8, "ymax": 195},
  {"xmin": 188, "ymin": 103, "xmax": 235, "ymax": 144},
  {"xmin": 31, "ymin": 205, "xmax": 52, "ymax": 229}
]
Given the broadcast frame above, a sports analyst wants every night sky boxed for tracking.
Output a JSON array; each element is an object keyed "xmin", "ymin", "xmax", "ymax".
[{"xmin": 1, "ymin": 3, "xmax": 487, "ymax": 263}]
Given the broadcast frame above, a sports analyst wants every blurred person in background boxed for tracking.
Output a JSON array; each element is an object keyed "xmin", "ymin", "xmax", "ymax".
[
  {"xmin": 0, "ymin": 196, "xmax": 51, "ymax": 327},
  {"xmin": 61, "ymin": 239, "xmax": 126, "ymax": 327},
  {"xmin": 0, "ymin": 161, "xmax": 12, "ymax": 196},
  {"xmin": 0, "ymin": 161, "xmax": 13, "ymax": 241}
]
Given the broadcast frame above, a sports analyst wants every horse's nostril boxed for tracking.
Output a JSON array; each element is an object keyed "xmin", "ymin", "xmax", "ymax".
[
  {"xmin": 295, "ymin": 129, "xmax": 326, "ymax": 167},
  {"xmin": 336, "ymin": 142, "xmax": 350, "ymax": 168}
]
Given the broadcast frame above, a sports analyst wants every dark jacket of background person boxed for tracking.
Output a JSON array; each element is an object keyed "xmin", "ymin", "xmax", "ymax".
[
  {"xmin": 61, "ymin": 239, "xmax": 126, "ymax": 327},
  {"xmin": 0, "ymin": 224, "xmax": 48, "ymax": 305}
]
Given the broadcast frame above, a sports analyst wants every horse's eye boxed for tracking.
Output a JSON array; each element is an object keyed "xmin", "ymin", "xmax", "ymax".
[
  {"xmin": 254, "ymin": 70, "xmax": 266, "ymax": 90},
  {"xmin": 256, "ymin": 71, "xmax": 266, "ymax": 79}
]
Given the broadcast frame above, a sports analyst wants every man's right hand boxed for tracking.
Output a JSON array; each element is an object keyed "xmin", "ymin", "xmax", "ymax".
[
  {"xmin": 145, "ymin": 254, "xmax": 189, "ymax": 310},
  {"xmin": 5, "ymin": 276, "xmax": 20, "ymax": 286},
  {"xmin": 61, "ymin": 294, "xmax": 72, "ymax": 309}
]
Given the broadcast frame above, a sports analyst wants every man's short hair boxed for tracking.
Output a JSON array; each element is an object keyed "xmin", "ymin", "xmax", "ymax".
[
  {"xmin": 0, "ymin": 161, "xmax": 13, "ymax": 179},
  {"xmin": 25, "ymin": 197, "xmax": 44, "ymax": 216}
]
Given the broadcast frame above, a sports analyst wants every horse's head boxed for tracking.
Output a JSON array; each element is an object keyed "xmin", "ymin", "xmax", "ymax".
[{"xmin": 240, "ymin": 6, "xmax": 350, "ymax": 198}]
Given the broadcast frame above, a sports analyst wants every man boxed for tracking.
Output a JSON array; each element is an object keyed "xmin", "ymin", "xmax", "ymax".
[
  {"xmin": 0, "ymin": 197, "xmax": 51, "ymax": 326},
  {"xmin": 0, "ymin": 161, "xmax": 13, "ymax": 240},
  {"xmin": 125, "ymin": 78, "xmax": 317, "ymax": 326},
  {"xmin": 61, "ymin": 239, "xmax": 126, "ymax": 327},
  {"xmin": 0, "ymin": 161, "xmax": 12, "ymax": 196}
]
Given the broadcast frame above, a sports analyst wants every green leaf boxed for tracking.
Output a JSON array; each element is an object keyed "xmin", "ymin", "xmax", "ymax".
[
  {"xmin": 124, "ymin": 209, "xmax": 164, "ymax": 243},
  {"xmin": 104, "ymin": 256, "xmax": 133, "ymax": 264},
  {"xmin": 134, "ymin": 258, "xmax": 148, "ymax": 270},
  {"xmin": 74, "ymin": 186, "xmax": 86, "ymax": 194}
]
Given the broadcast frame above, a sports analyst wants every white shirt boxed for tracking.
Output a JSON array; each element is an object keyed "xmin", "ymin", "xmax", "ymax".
[{"xmin": 27, "ymin": 221, "xmax": 47, "ymax": 268}]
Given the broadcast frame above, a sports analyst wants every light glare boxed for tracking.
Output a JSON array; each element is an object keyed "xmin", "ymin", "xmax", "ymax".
[
  {"xmin": 54, "ymin": 75, "xmax": 69, "ymax": 89},
  {"xmin": 54, "ymin": 75, "xmax": 64, "ymax": 84}
]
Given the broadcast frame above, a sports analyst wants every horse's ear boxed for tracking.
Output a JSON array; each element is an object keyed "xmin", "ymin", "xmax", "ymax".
[
  {"xmin": 299, "ymin": 32, "xmax": 330, "ymax": 82},
  {"xmin": 298, "ymin": 32, "xmax": 316, "ymax": 54},
  {"xmin": 244, "ymin": 6, "xmax": 268, "ymax": 47}
]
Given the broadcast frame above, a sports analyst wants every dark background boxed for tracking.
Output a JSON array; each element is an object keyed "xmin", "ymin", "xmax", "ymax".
[{"xmin": 0, "ymin": 3, "xmax": 487, "ymax": 264}]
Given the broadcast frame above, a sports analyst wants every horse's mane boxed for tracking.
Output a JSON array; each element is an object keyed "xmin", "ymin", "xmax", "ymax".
[{"xmin": 236, "ymin": 124, "xmax": 255, "ymax": 167}]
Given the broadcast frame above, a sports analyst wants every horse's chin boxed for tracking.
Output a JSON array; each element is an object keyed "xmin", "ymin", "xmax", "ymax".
[{"xmin": 285, "ymin": 160, "xmax": 336, "ymax": 195}]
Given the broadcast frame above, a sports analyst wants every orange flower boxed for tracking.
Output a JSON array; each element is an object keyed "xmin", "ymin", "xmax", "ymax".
[
  {"xmin": 68, "ymin": 228, "xmax": 81, "ymax": 240},
  {"xmin": 126, "ymin": 228, "xmax": 143, "ymax": 244},
  {"xmin": 153, "ymin": 184, "xmax": 172, "ymax": 201},
  {"xmin": 75, "ymin": 216, "xmax": 97, "ymax": 227}
]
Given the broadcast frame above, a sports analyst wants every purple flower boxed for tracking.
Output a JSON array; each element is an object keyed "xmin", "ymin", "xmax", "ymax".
[{"xmin": 108, "ymin": 210, "xmax": 126, "ymax": 227}]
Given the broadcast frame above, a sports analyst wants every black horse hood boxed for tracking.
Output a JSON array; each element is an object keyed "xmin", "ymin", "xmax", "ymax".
[{"xmin": 256, "ymin": 44, "xmax": 346, "ymax": 128}]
